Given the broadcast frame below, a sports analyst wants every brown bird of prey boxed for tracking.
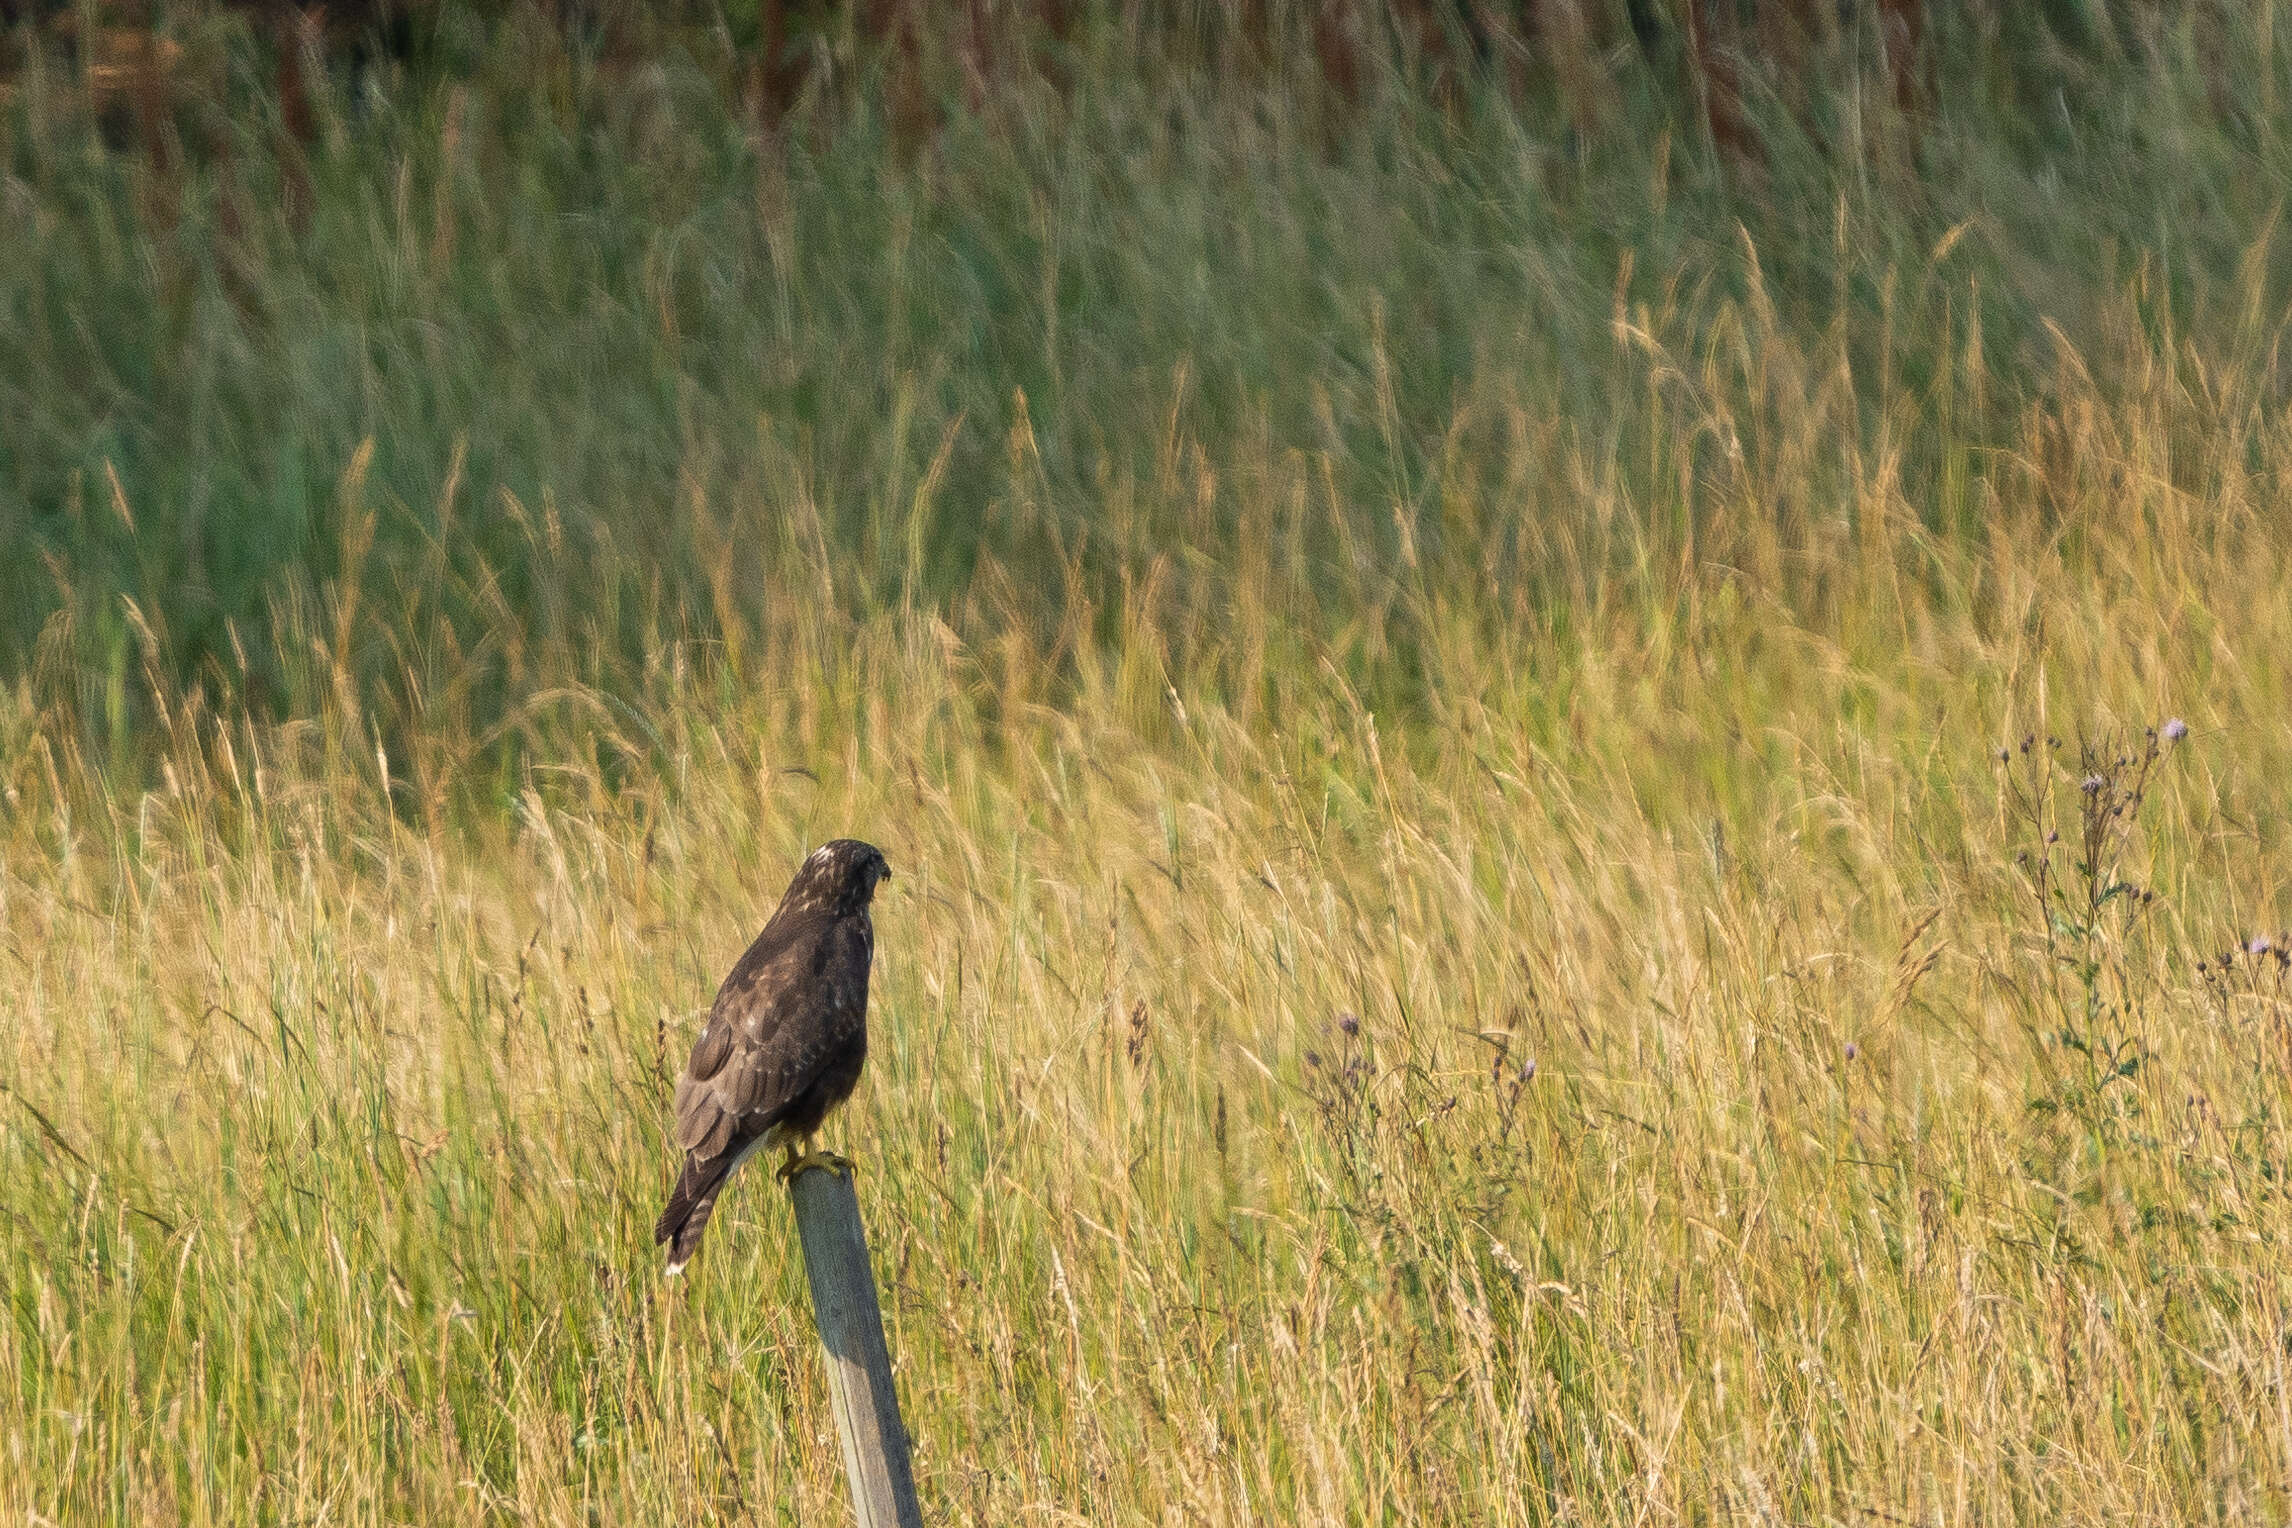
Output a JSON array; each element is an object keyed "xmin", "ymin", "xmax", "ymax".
[{"xmin": 655, "ymin": 839, "xmax": 892, "ymax": 1275}]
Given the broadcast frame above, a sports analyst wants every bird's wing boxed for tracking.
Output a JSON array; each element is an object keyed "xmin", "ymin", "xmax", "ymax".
[{"xmin": 672, "ymin": 917, "xmax": 871, "ymax": 1159}]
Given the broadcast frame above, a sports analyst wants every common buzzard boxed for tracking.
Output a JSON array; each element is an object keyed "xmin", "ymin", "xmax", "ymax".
[{"xmin": 655, "ymin": 838, "xmax": 892, "ymax": 1275}]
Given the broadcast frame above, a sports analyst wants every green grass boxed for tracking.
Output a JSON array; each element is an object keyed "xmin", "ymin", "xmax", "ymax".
[{"xmin": 5, "ymin": 6, "xmax": 2292, "ymax": 1522}]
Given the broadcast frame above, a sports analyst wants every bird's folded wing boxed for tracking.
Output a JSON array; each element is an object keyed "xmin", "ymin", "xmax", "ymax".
[{"xmin": 673, "ymin": 930, "xmax": 857, "ymax": 1155}]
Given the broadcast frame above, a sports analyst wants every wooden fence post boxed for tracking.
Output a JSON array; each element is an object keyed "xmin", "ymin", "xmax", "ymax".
[{"xmin": 787, "ymin": 1162, "xmax": 924, "ymax": 1528}]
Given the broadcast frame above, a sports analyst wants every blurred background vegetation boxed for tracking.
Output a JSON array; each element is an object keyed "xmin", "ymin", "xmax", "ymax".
[{"xmin": 3, "ymin": 1, "xmax": 2282, "ymax": 798}]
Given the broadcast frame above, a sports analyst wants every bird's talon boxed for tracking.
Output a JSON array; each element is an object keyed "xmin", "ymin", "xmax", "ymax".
[{"xmin": 779, "ymin": 1149, "xmax": 855, "ymax": 1182}]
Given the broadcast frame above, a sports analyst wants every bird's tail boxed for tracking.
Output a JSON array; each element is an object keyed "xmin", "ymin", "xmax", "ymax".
[{"xmin": 655, "ymin": 1154, "xmax": 734, "ymax": 1276}]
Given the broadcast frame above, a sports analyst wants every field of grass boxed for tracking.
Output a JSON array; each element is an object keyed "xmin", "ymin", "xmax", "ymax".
[{"xmin": 7, "ymin": 6, "xmax": 2292, "ymax": 1523}]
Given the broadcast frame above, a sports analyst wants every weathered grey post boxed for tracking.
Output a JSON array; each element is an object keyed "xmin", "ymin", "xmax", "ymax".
[{"xmin": 787, "ymin": 1163, "xmax": 924, "ymax": 1528}]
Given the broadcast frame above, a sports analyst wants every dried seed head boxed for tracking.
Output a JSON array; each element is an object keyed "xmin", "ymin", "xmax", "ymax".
[
  {"xmin": 1338, "ymin": 1012, "xmax": 1360, "ymax": 1036},
  {"xmin": 2080, "ymin": 774, "xmax": 2105, "ymax": 794}
]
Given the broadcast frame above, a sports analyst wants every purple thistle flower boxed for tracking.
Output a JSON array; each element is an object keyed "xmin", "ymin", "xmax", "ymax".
[
  {"xmin": 2162, "ymin": 718, "xmax": 2188, "ymax": 742},
  {"xmin": 1844, "ymin": 1042, "xmax": 1860, "ymax": 1062},
  {"xmin": 2250, "ymin": 937, "xmax": 2274, "ymax": 958},
  {"xmin": 1338, "ymin": 1012, "xmax": 1360, "ymax": 1036},
  {"xmin": 2080, "ymin": 774, "xmax": 2105, "ymax": 794}
]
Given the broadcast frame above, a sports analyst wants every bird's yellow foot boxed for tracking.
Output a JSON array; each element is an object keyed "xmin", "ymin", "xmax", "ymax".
[{"xmin": 778, "ymin": 1149, "xmax": 855, "ymax": 1182}]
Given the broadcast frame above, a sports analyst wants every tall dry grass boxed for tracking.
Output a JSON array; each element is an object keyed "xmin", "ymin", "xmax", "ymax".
[
  {"xmin": 6, "ymin": 270, "xmax": 2292, "ymax": 1520},
  {"xmin": 6, "ymin": 9, "xmax": 2292, "ymax": 1524}
]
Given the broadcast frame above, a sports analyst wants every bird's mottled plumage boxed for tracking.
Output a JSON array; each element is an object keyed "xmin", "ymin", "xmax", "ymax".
[{"xmin": 655, "ymin": 839, "xmax": 891, "ymax": 1274}]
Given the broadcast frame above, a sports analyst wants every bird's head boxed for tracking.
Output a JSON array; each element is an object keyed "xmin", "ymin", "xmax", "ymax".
[{"xmin": 786, "ymin": 838, "xmax": 893, "ymax": 916}]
